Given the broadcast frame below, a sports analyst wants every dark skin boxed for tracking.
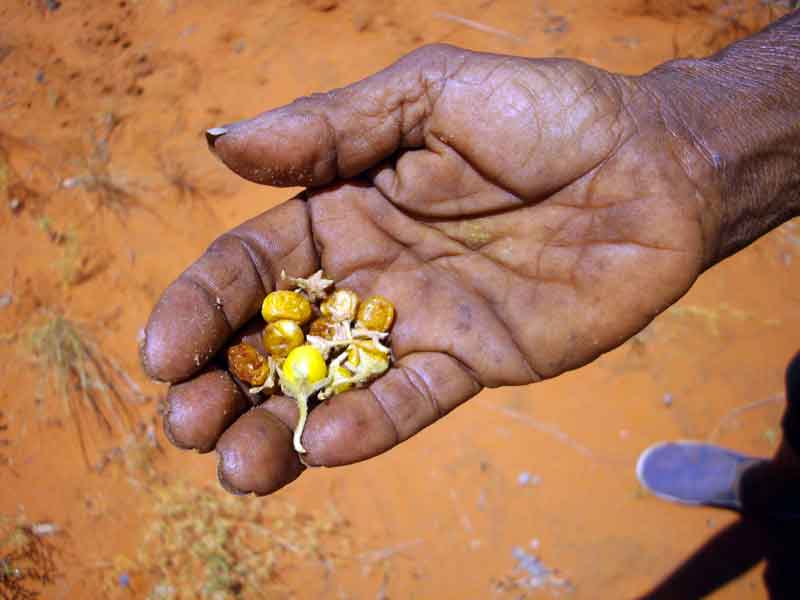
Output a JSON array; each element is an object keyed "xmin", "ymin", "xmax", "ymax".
[{"xmin": 141, "ymin": 13, "xmax": 800, "ymax": 496}]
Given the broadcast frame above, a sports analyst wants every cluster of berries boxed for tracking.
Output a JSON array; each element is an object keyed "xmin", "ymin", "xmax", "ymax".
[{"xmin": 227, "ymin": 271, "xmax": 395, "ymax": 453}]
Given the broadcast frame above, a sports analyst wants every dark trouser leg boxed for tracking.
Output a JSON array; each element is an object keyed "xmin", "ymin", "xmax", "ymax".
[
  {"xmin": 763, "ymin": 519, "xmax": 800, "ymax": 600},
  {"xmin": 739, "ymin": 354, "xmax": 800, "ymax": 598},
  {"xmin": 739, "ymin": 352, "xmax": 800, "ymax": 519},
  {"xmin": 780, "ymin": 351, "xmax": 800, "ymax": 455}
]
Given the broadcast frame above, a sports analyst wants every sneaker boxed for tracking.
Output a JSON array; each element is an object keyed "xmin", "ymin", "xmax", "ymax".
[{"xmin": 636, "ymin": 441, "xmax": 765, "ymax": 510}]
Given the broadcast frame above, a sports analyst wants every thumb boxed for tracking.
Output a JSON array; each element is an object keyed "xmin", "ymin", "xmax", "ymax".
[{"xmin": 206, "ymin": 44, "xmax": 463, "ymax": 187}]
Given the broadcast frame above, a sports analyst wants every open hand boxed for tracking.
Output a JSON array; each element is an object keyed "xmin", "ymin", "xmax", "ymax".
[{"xmin": 141, "ymin": 45, "xmax": 721, "ymax": 495}]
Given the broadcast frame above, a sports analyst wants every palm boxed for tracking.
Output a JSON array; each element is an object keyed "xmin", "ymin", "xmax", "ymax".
[{"xmin": 143, "ymin": 47, "xmax": 714, "ymax": 495}]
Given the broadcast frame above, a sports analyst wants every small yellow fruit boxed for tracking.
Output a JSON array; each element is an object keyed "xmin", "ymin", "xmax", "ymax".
[
  {"xmin": 261, "ymin": 290, "xmax": 312, "ymax": 324},
  {"xmin": 321, "ymin": 289, "xmax": 359, "ymax": 322},
  {"xmin": 281, "ymin": 344, "xmax": 328, "ymax": 455},
  {"xmin": 263, "ymin": 319, "xmax": 305, "ymax": 358},
  {"xmin": 356, "ymin": 295, "xmax": 395, "ymax": 332},
  {"xmin": 282, "ymin": 345, "xmax": 328, "ymax": 390}
]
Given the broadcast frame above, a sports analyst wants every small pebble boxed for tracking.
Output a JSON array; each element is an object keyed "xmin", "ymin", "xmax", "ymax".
[
  {"xmin": 0, "ymin": 294, "xmax": 11, "ymax": 310},
  {"xmin": 662, "ymin": 393, "xmax": 673, "ymax": 407},
  {"xmin": 118, "ymin": 572, "xmax": 130, "ymax": 588},
  {"xmin": 517, "ymin": 471, "xmax": 542, "ymax": 486},
  {"xmin": 512, "ymin": 546, "xmax": 551, "ymax": 578},
  {"xmin": 61, "ymin": 177, "xmax": 82, "ymax": 189},
  {"xmin": 310, "ymin": 0, "xmax": 338, "ymax": 11},
  {"xmin": 30, "ymin": 522, "xmax": 58, "ymax": 536}
]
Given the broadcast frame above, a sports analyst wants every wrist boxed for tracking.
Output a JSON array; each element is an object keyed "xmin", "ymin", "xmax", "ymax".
[{"xmin": 640, "ymin": 11, "xmax": 800, "ymax": 266}]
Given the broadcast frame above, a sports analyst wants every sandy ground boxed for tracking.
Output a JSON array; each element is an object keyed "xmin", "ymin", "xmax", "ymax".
[{"xmin": 1, "ymin": 0, "xmax": 798, "ymax": 598}]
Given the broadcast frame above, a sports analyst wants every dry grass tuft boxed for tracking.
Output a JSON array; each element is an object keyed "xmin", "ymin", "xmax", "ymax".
[
  {"xmin": 154, "ymin": 148, "xmax": 236, "ymax": 216},
  {"xmin": 35, "ymin": 217, "xmax": 83, "ymax": 286},
  {"xmin": 28, "ymin": 313, "xmax": 143, "ymax": 467},
  {"xmin": 156, "ymin": 153, "xmax": 209, "ymax": 208},
  {"xmin": 136, "ymin": 482, "xmax": 349, "ymax": 599},
  {"xmin": 0, "ymin": 516, "xmax": 61, "ymax": 600},
  {"xmin": 97, "ymin": 432, "xmax": 351, "ymax": 600},
  {"xmin": 61, "ymin": 113, "xmax": 154, "ymax": 220}
]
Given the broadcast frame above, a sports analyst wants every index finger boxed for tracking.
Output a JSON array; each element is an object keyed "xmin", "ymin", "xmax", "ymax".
[{"xmin": 140, "ymin": 196, "xmax": 318, "ymax": 383}]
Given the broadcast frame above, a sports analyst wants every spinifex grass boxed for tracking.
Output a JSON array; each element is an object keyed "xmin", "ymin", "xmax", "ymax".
[
  {"xmin": 61, "ymin": 113, "xmax": 156, "ymax": 221},
  {"xmin": 0, "ymin": 516, "xmax": 60, "ymax": 600},
  {"xmin": 133, "ymin": 481, "xmax": 350, "ymax": 600},
  {"xmin": 62, "ymin": 145, "xmax": 145, "ymax": 220},
  {"xmin": 155, "ymin": 152, "xmax": 223, "ymax": 215},
  {"xmin": 28, "ymin": 313, "xmax": 140, "ymax": 468},
  {"xmin": 100, "ymin": 432, "xmax": 351, "ymax": 600}
]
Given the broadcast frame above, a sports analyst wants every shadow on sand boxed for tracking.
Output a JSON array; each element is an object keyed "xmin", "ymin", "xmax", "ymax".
[{"xmin": 639, "ymin": 515, "xmax": 799, "ymax": 599}]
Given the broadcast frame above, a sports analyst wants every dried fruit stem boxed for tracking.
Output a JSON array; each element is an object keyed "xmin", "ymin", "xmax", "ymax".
[{"xmin": 293, "ymin": 394, "xmax": 309, "ymax": 454}]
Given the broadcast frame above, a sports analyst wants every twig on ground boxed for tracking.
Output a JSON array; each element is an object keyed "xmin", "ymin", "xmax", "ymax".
[
  {"xmin": 707, "ymin": 393, "xmax": 785, "ymax": 442},
  {"xmin": 432, "ymin": 12, "xmax": 526, "ymax": 44},
  {"xmin": 480, "ymin": 401, "xmax": 598, "ymax": 461}
]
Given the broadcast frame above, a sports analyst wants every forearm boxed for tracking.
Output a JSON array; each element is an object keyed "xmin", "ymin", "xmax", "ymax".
[{"xmin": 642, "ymin": 10, "xmax": 800, "ymax": 265}]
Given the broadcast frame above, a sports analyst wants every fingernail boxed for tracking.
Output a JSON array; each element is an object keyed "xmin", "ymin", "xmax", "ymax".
[{"xmin": 205, "ymin": 126, "xmax": 228, "ymax": 152}]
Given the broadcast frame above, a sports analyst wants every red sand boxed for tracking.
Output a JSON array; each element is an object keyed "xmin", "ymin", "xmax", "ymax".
[{"xmin": 1, "ymin": 1, "xmax": 797, "ymax": 598}]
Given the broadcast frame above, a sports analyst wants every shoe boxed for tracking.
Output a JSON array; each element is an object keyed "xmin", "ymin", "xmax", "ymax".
[{"xmin": 636, "ymin": 441, "xmax": 765, "ymax": 510}]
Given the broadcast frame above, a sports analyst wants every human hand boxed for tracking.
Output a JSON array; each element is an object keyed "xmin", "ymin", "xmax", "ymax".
[{"xmin": 142, "ymin": 44, "xmax": 724, "ymax": 495}]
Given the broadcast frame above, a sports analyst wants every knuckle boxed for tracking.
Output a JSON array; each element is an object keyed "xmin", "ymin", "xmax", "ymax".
[{"xmin": 401, "ymin": 43, "xmax": 460, "ymax": 71}]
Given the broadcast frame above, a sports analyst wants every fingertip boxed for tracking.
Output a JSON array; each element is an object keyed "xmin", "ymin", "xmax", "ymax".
[
  {"xmin": 210, "ymin": 110, "xmax": 336, "ymax": 187},
  {"xmin": 215, "ymin": 407, "xmax": 305, "ymax": 496},
  {"xmin": 163, "ymin": 368, "xmax": 251, "ymax": 453},
  {"xmin": 142, "ymin": 279, "xmax": 230, "ymax": 382}
]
